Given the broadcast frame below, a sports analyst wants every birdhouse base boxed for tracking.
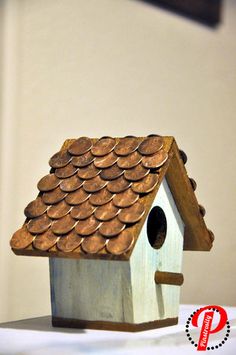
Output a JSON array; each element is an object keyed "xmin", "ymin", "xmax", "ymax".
[{"xmin": 52, "ymin": 316, "xmax": 178, "ymax": 332}]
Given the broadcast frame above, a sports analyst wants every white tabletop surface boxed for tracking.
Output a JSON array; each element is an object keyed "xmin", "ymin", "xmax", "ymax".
[{"xmin": 0, "ymin": 305, "xmax": 235, "ymax": 355}]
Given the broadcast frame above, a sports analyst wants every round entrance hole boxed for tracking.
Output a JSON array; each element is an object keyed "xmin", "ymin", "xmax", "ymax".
[{"xmin": 147, "ymin": 206, "xmax": 167, "ymax": 249}]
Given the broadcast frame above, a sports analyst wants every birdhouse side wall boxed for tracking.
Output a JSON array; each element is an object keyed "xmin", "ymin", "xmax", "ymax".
[
  {"xmin": 130, "ymin": 178, "xmax": 184, "ymax": 323},
  {"xmin": 49, "ymin": 257, "xmax": 134, "ymax": 323}
]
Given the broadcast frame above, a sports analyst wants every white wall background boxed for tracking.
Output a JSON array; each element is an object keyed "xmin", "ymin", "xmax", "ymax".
[{"xmin": 0, "ymin": 0, "xmax": 235, "ymax": 322}]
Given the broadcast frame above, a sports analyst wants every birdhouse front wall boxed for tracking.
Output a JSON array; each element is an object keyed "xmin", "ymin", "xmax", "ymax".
[
  {"xmin": 49, "ymin": 178, "xmax": 184, "ymax": 326},
  {"xmin": 130, "ymin": 178, "xmax": 184, "ymax": 323}
]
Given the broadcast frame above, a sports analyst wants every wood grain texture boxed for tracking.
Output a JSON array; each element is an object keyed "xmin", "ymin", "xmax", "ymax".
[
  {"xmin": 155, "ymin": 271, "xmax": 184, "ymax": 286},
  {"xmin": 166, "ymin": 139, "xmax": 212, "ymax": 251},
  {"xmin": 130, "ymin": 179, "xmax": 184, "ymax": 323},
  {"xmin": 52, "ymin": 316, "xmax": 178, "ymax": 332},
  {"xmin": 49, "ymin": 179, "xmax": 184, "ymax": 327}
]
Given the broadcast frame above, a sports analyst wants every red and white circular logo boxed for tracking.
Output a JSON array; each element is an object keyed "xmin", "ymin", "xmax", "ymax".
[{"xmin": 185, "ymin": 305, "xmax": 231, "ymax": 351}]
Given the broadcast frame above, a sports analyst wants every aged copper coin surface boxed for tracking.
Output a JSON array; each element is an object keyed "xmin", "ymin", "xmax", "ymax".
[
  {"xmin": 68, "ymin": 137, "xmax": 92, "ymax": 156},
  {"xmin": 118, "ymin": 201, "xmax": 145, "ymax": 224},
  {"xmin": 51, "ymin": 214, "xmax": 77, "ymax": 235},
  {"xmin": 117, "ymin": 151, "xmax": 142, "ymax": 169},
  {"xmin": 94, "ymin": 152, "xmax": 118, "ymax": 169},
  {"xmin": 57, "ymin": 230, "xmax": 83, "ymax": 252},
  {"xmin": 65, "ymin": 188, "xmax": 90, "ymax": 205},
  {"xmin": 94, "ymin": 201, "xmax": 120, "ymax": 221},
  {"xmin": 42, "ymin": 186, "xmax": 67, "ymax": 205},
  {"xmin": 106, "ymin": 176, "xmax": 131, "ymax": 193},
  {"xmin": 72, "ymin": 151, "xmax": 94, "ymax": 167},
  {"xmin": 114, "ymin": 137, "xmax": 140, "ymax": 156},
  {"xmin": 10, "ymin": 227, "xmax": 35, "ymax": 250},
  {"xmin": 179, "ymin": 149, "xmax": 188, "ymax": 164},
  {"xmin": 55, "ymin": 163, "xmax": 78, "ymax": 179},
  {"xmin": 199, "ymin": 204, "xmax": 206, "ymax": 217},
  {"xmin": 106, "ymin": 229, "xmax": 134, "ymax": 255},
  {"xmin": 189, "ymin": 177, "xmax": 197, "ymax": 191},
  {"xmin": 142, "ymin": 150, "xmax": 168, "ymax": 169},
  {"xmin": 91, "ymin": 137, "xmax": 116, "ymax": 156},
  {"xmin": 89, "ymin": 188, "xmax": 113, "ymax": 206},
  {"xmin": 24, "ymin": 197, "xmax": 48, "ymax": 218},
  {"xmin": 75, "ymin": 215, "xmax": 101, "ymax": 236},
  {"xmin": 113, "ymin": 189, "xmax": 139, "ymax": 208},
  {"xmin": 83, "ymin": 175, "xmax": 107, "ymax": 193},
  {"xmin": 100, "ymin": 164, "xmax": 123, "ymax": 181},
  {"xmin": 33, "ymin": 230, "xmax": 58, "ymax": 251},
  {"xmin": 77, "ymin": 164, "xmax": 101, "ymax": 180},
  {"xmin": 81, "ymin": 233, "xmax": 107, "ymax": 254},
  {"xmin": 99, "ymin": 217, "xmax": 125, "ymax": 237},
  {"xmin": 70, "ymin": 200, "xmax": 96, "ymax": 220},
  {"xmin": 60, "ymin": 175, "xmax": 83, "ymax": 192},
  {"xmin": 47, "ymin": 200, "xmax": 71, "ymax": 219},
  {"xmin": 49, "ymin": 150, "xmax": 72, "ymax": 168},
  {"xmin": 37, "ymin": 173, "xmax": 61, "ymax": 192},
  {"xmin": 124, "ymin": 164, "xmax": 149, "ymax": 181},
  {"xmin": 138, "ymin": 136, "xmax": 163, "ymax": 155},
  {"xmin": 131, "ymin": 173, "xmax": 158, "ymax": 194},
  {"xmin": 27, "ymin": 214, "xmax": 51, "ymax": 234}
]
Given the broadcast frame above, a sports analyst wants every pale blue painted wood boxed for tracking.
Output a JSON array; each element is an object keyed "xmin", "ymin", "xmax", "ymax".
[
  {"xmin": 49, "ymin": 178, "xmax": 184, "ymax": 324},
  {"xmin": 130, "ymin": 178, "xmax": 184, "ymax": 323}
]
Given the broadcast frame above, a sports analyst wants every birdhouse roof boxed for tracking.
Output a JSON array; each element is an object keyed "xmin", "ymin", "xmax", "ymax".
[{"xmin": 10, "ymin": 135, "xmax": 214, "ymax": 261}]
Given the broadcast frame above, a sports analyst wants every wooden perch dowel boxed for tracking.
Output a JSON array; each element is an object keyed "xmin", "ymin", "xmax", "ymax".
[{"xmin": 154, "ymin": 271, "xmax": 184, "ymax": 286}]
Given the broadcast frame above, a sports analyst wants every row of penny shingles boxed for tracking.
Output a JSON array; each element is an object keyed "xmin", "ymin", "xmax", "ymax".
[
  {"xmin": 179, "ymin": 149, "xmax": 214, "ymax": 243},
  {"xmin": 10, "ymin": 136, "xmax": 168, "ymax": 256}
]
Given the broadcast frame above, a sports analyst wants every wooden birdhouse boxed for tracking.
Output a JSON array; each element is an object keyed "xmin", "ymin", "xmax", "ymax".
[{"xmin": 10, "ymin": 135, "xmax": 214, "ymax": 332}]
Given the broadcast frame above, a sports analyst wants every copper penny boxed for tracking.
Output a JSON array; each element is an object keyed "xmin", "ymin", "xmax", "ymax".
[
  {"xmin": 199, "ymin": 204, "xmax": 206, "ymax": 217},
  {"xmin": 27, "ymin": 214, "xmax": 51, "ymax": 234},
  {"xmin": 208, "ymin": 229, "xmax": 215, "ymax": 243},
  {"xmin": 94, "ymin": 201, "xmax": 120, "ymax": 221},
  {"xmin": 42, "ymin": 186, "xmax": 67, "ymax": 205},
  {"xmin": 70, "ymin": 200, "xmax": 96, "ymax": 220},
  {"xmin": 77, "ymin": 164, "xmax": 101, "ymax": 180},
  {"xmin": 179, "ymin": 149, "xmax": 188, "ymax": 164},
  {"xmin": 47, "ymin": 200, "xmax": 71, "ymax": 219},
  {"xmin": 68, "ymin": 137, "xmax": 92, "ymax": 156},
  {"xmin": 55, "ymin": 163, "xmax": 78, "ymax": 179},
  {"xmin": 75, "ymin": 215, "xmax": 101, "ymax": 236},
  {"xmin": 131, "ymin": 173, "xmax": 158, "ymax": 194},
  {"xmin": 91, "ymin": 137, "xmax": 116, "ymax": 156},
  {"xmin": 118, "ymin": 201, "xmax": 145, "ymax": 224},
  {"xmin": 106, "ymin": 229, "xmax": 134, "ymax": 255},
  {"xmin": 60, "ymin": 175, "xmax": 83, "ymax": 192},
  {"xmin": 100, "ymin": 164, "xmax": 123, "ymax": 181},
  {"xmin": 117, "ymin": 151, "xmax": 142, "ymax": 169},
  {"xmin": 10, "ymin": 227, "xmax": 35, "ymax": 250},
  {"xmin": 83, "ymin": 176, "xmax": 107, "ymax": 193},
  {"xmin": 24, "ymin": 197, "xmax": 48, "ymax": 218},
  {"xmin": 94, "ymin": 152, "xmax": 118, "ymax": 169},
  {"xmin": 89, "ymin": 188, "xmax": 113, "ymax": 206},
  {"xmin": 189, "ymin": 177, "xmax": 197, "ymax": 191},
  {"xmin": 138, "ymin": 136, "xmax": 163, "ymax": 155},
  {"xmin": 99, "ymin": 217, "xmax": 125, "ymax": 237},
  {"xmin": 51, "ymin": 214, "xmax": 77, "ymax": 235},
  {"xmin": 57, "ymin": 230, "xmax": 83, "ymax": 252},
  {"xmin": 65, "ymin": 188, "xmax": 90, "ymax": 205},
  {"xmin": 107, "ymin": 176, "xmax": 131, "ymax": 193},
  {"xmin": 124, "ymin": 164, "xmax": 149, "ymax": 181},
  {"xmin": 72, "ymin": 151, "xmax": 94, "ymax": 167},
  {"xmin": 114, "ymin": 137, "xmax": 140, "ymax": 156},
  {"xmin": 37, "ymin": 173, "xmax": 61, "ymax": 192},
  {"xmin": 81, "ymin": 233, "xmax": 107, "ymax": 254},
  {"xmin": 33, "ymin": 229, "xmax": 58, "ymax": 251},
  {"xmin": 49, "ymin": 150, "xmax": 72, "ymax": 168},
  {"xmin": 113, "ymin": 189, "xmax": 139, "ymax": 208},
  {"xmin": 142, "ymin": 150, "xmax": 168, "ymax": 169}
]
